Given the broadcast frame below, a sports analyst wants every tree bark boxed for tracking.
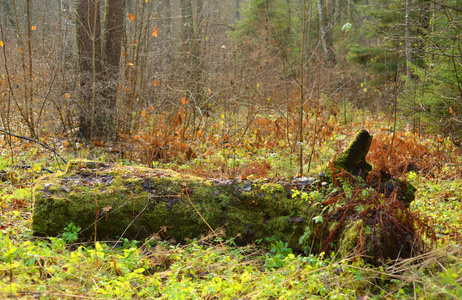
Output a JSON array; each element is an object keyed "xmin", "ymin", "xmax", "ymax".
[
  {"xmin": 405, "ymin": 0, "xmax": 412, "ymax": 81},
  {"xmin": 102, "ymin": 0, "xmax": 125, "ymax": 138},
  {"xmin": 316, "ymin": 0, "xmax": 336, "ymax": 64},
  {"xmin": 26, "ymin": 0, "xmax": 36, "ymax": 138},
  {"xmin": 77, "ymin": 0, "xmax": 124, "ymax": 140},
  {"xmin": 181, "ymin": 0, "xmax": 194, "ymax": 55},
  {"xmin": 163, "ymin": 0, "xmax": 172, "ymax": 37},
  {"xmin": 77, "ymin": 0, "xmax": 102, "ymax": 139},
  {"xmin": 235, "ymin": 0, "xmax": 241, "ymax": 19},
  {"xmin": 2, "ymin": 0, "xmax": 17, "ymax": 37},
  {"xmin": 60, "ymin": 0, "xmax": 72, "ymax": 46}
]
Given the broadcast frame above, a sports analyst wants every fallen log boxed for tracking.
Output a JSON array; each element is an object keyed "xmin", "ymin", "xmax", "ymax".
[
  {"xmin": 33, "ymin": 160, "xmax": 308, "ymax": 249},
  {"xmin": 32, "ymin": 130, "xmax": 428, "ymax": 263}
]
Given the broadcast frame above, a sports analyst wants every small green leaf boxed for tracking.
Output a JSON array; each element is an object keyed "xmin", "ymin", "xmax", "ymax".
[{"xmin": 313, "ymin": 215, "xmax": 324, "ymax": 224}]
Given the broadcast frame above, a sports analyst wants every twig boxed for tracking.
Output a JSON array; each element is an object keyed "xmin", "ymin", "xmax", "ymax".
[
  {"xmin": 0, "ymin": 129, "xmax": 67, "ymax": 168},
  {"xmin": 110, "ymin": 199, "xmax": 151, "ymax": 251},
  {"xmin": 182, "ymin": 190, "xmax": 230, "ymax": 255}
]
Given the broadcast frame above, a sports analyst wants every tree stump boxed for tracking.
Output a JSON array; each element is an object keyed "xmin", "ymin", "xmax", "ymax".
[{"xmin": 324, "ymin": 129, "xmax": 373, "ymax": 178}]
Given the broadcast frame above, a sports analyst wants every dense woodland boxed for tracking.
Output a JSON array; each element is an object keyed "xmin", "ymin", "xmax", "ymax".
[{"xmin": 0, "ymin": 0, "xmax": 462, "ymax": 298}]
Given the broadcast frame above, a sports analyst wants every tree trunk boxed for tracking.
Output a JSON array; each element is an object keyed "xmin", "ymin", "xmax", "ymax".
[
  {"xmin": 163, "ymin": 0, "xmax": 172, "ymax": 37},
  {"xmin": 1, "ymin": 0, "xmax": 17, "ymax": 37},
  {"xmin": 181, "ymin": 0, "xmax": 194, "ymax": 55},
  {"xmin": 286, "ymin": 0, "xmax": 291, "ymax": 37},
  {"xmin": 60, "ymin": 0, "xmax": 72, "ymax": 46},
  {"xmin": 316, "ymin": 0, "xmax": 336, "ymax": 64},
  {"xmin": 102, "ymin": 0, "xmax": 125, "ymax": 138},
  {"xmin": 192, "ymin": 0, "xmax": 205, "ymax": 110},
  {"xmin": 235, "ymin": 0, "xmax": 241, "ymax": 19},
  {"xmin": 77, "ymin": 0, "xmax": 124, "ymax": 141},
  {"xmin": 77, "ymin": 0, "xmax": 102, "ymax": 140},
  {"xmin": 26, "ymin": 0, "xmax": 36, "ymax": 138},
  {"xmin": 405, "ymin": 0, "xmax": 412, "ymax": 81}
]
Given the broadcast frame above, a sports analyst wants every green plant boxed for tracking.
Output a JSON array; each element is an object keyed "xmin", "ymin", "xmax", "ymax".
[
  {"xmin": 264, "ymin": 239, "xmax": 293, "ymax": 269},
  {"xmin": 62, "ymin": 222, "xmax": 81, "ymax": 243}
]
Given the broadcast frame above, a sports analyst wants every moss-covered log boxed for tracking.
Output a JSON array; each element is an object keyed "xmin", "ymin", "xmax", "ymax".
[
  {"xmin": 32, "ymin": 159, "xmax": 311, "ymax": 250},
  {"xmin": 32, "ymin": 130, "xmax": 427, "ymax": 263}
]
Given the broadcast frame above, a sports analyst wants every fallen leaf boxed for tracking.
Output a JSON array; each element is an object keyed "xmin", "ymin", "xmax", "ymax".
[{"xmin": 102, "ymin": 206, "xmax": 112, "ymax": 213}]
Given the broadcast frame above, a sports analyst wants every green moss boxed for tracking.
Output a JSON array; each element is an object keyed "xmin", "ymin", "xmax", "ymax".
[
  {"xmin": 33, "ymin": 161, "xmax": 308, "ymax": 248},
  {"xmin": 328, "ymin": 221, "xmax": 338, "ymax": 232},
  {"xmin": 396, "ymin": 179, "xmax": 416, "ymax": 208},
  {"xmin": 260, "ymin": 183, "xmax": 285, "ymax": 194},
  {"xmin": 322, "ymin": 130, "xmax": 373, "ymax": 178},
  {"xmin": 65, "ymin": 159, "xmax": 108, "ymax": 173},
  {"xmin": 32, "ymin": 158, "xmax": 420, "ymax": 261},
  {"xmin": 338, "ymin": 219, "xmax": 363, "ymax": 257}
]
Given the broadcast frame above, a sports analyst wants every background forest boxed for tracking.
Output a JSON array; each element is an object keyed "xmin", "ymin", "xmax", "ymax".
[
  {"xmin": 1, "ymin": 0, "xmax": 462, "ymax": 299},
  {"xmin": 0, "ymin": 0, "xmax": 461, "ymax": 164}
]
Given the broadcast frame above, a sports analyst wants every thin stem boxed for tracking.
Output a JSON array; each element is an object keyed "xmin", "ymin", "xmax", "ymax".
[
  {"xmin": 26, "ymin": 0, "xmax": 35, "ymax": 137},
  {"xmin": 298, "ymin": 0, "xmax": 308, "ymax": 176}
]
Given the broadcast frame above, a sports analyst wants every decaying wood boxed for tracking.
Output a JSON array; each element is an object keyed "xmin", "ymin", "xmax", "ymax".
[{"xmin": 32, "ymin": 130, "xmax": 425, "ymax": 263}]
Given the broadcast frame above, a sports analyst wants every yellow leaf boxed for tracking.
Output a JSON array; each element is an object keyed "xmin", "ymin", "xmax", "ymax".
[
  {"xmin": 152, "ymin": 27, "xmax": 158, "ymax": 37},
  {"xmin": 0, "ymin": 41, "xmax": 3, "ymax": 47},
  {"xmin": 240, "ymin": 271, "xmax": 251, "ymax": 282},
  {"xmin": 102, "ymin": 206, "xmax": 112, "ymax": 212},
  {"xmin": 221, "ymin": 114, "xmax": 225, "ymax": 119},
  {"xmin": 128, "ymin": 13, "xmax": 135, "ymax": 21},
  {"xmin": 31, "ymin": 25, "xmax": 37, "ymax": 31}
]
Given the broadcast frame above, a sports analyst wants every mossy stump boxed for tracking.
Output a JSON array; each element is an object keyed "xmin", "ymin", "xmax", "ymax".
[{"xmin": 323, "ymin": 129, "xmax": 373, "ymax": 178}]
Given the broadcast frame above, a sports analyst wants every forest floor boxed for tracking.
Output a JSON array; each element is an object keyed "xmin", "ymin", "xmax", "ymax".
[{"xmin": 1, "ymin": 110, "xmax": 461, "ymax": 299}]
